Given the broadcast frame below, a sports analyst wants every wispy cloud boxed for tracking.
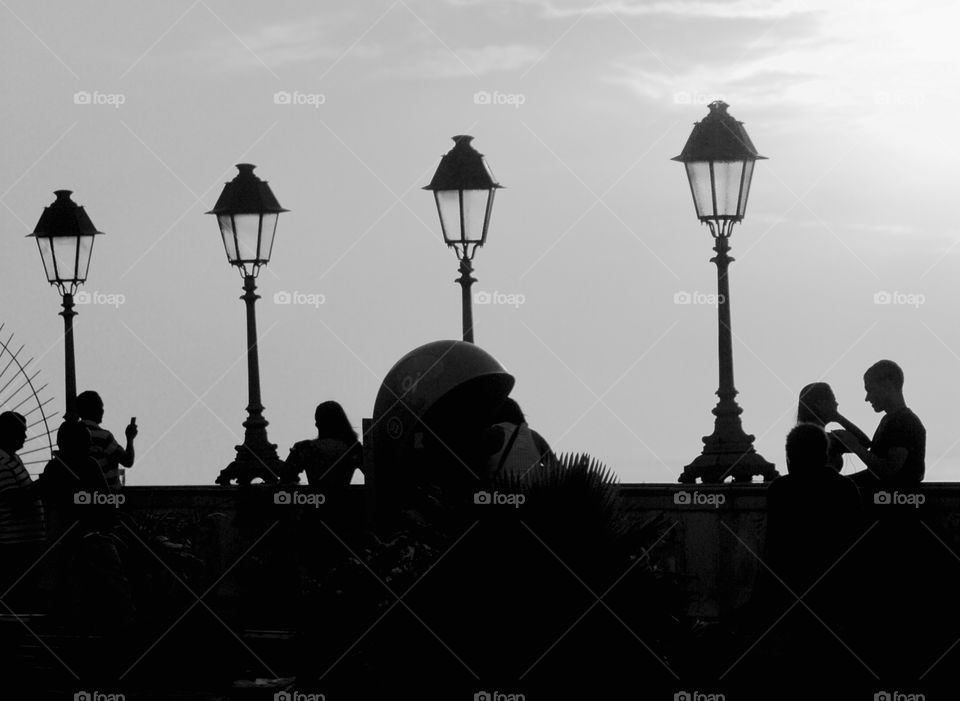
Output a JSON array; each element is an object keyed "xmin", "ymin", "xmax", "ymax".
[
  {"xmin": 443, "ymin": 0, "xmax": 804, "ymax": 20},
  {"xmin": 192, "ymin": 16, "xmax": 382, "ymax": 73},
  {"xmin": 384, "ymin": 43, "xmax": 542, "ymax": 78}
]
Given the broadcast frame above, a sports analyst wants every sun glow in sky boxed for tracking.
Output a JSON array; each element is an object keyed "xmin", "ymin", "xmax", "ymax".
[{"xmin": 2, "ymin": 0, "xmax": 959, "ymax": 484}]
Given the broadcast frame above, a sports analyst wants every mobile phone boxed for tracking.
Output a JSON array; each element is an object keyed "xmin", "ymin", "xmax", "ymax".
[{"xmin": 131, "ymin": 417, "xmax": 137, "ymax": 425}]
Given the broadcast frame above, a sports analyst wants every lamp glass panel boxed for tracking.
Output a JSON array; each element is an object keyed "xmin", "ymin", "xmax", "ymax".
[
  {"xmin": 52, "ymin": 235, "xmax": 81, "ymax": 283},
  {"xmin": 259, "ymin": 213, "xmax": 278, "ymax": 262},
  {"xmin": 435, "ymin": 190, "xmax": 462, "ymax": 244},
  {"xmin": 712, "ymin": 160, "xmax": 747, "ymax": 218},
  {"xmin": 232, "ymin": 213, "xmax": 263, "ymax": 262},
  {"xmin": 35, "ymin": 237, "xmax": 57, "ymax": 283},
  {"xmin": 685, "ymin": 162, "xmax": 714, "ymax": 220},
  {"xmin": 218, "ymin": 215, "xmax": 239, "ymax": 263},
  {"xmin": 461, "ymin": 189, "xmax": 491, "ymax": 243},
  {"xmin": 76, "ymin": 234, "xmax": 94, "ymax": 281},
  {"xmin": 738, "ymin": 160, "xmax": 755, "ymax": 217}
]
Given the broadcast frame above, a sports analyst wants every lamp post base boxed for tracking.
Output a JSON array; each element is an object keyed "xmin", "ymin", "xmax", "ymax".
[
  {"xmin": 680, "ymin": 447, "xmax": 777, "ymax": 484},
  {"xmin": 216, "ymin": 441, "xmax": 286, "ymax": 486},
  {"xmin": 215, "ymin": 413, "xmax": 286, "ymax": 486}
]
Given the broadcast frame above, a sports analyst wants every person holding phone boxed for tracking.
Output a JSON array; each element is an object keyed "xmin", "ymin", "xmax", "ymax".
[{"xmin": 75, "ymin": 390, "xmax": 138, "ymax": 491}]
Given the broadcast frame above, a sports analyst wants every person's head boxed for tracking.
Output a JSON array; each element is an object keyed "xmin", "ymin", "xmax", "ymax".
[
  {"xmin": 76, "ymin": 390, "xmax": 104, "ymax": 423},
  {"xmin": 785, "ymin": 423, "xmax": 829, "ymax": 475},
  {"xmin": 314, "ymin": 401, "xmax": 358, "ymax": 444},
  {"xmin": 0, "ymin": 412, "xmax": 28, "ymax": 453},
  {"xmin": 797, "ymin": 382, "xmax": 838, "ymax": 426},
  {"xmin": 56, "ymin": 419, "xmax": 91, "ymax": 458},
  {"xmin": 863, "ymin": 360, "xmax": 904, "ymax": 413},
  {"xmin": 494, "ymin": 397, "xmax": 526, "ymax": 425}
]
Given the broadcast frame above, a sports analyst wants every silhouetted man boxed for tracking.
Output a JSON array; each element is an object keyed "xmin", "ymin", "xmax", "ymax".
[
  {"xmin": 834, "ymin": 359, "xmax": 925, "ymax": 492},
  {"xmin": 0, "ymin": 411, "xmax": 45, "ymax": 612},
  {"xmin": 834, "ymin": 360, "xmax": 931, "ymax": 678},
  {"xmin": 76, "ymin": 390, "xmax": 137, "ymax": 491}
]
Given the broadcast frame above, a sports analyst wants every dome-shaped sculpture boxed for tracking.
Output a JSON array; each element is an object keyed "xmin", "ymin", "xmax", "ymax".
[{"xmin": 369, "ymin": 340, "xmax": 514, "ymax": 505}]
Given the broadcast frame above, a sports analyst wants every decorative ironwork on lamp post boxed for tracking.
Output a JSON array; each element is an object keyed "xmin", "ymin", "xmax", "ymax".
[
  {"xmin": 28, "ymin": 190, "xmax": 104, "ymax": 419},
  {"xmin": 673, "ymin": 101, "xmax": 777, "ymax": 484},
  {"xmin": 208, "ymin": 164, "xmax": 289, "ymax": 485},
  {"xmin": 424, "ymin": 135, "xmax": 502, "ymax": 344}
]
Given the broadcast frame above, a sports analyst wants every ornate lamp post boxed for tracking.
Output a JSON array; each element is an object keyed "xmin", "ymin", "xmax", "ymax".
[
  {"xmin": 208, "ymin": 164, "xmax": 289, "ymax": 485},
  {"xmin": 424, "ymin": 135, "xmax": 501, "ymax": 343},
  {"xmin": 28, "ymin": 190, "xmax": 104, "ymax": 418},
  {"xmin": 672, "ymin": 101, "xmax": 777, "ymax": 483}
]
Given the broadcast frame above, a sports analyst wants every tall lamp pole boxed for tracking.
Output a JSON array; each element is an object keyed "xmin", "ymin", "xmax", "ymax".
[
  {"xmin": 424, "ymin": 135, "xmax": 502, "ymax": 344},
  {"xmin": 208, "ymin": 164, "xmax": 289, "ymax": 485},
  {"xmin": 672, "ymin": 101, "xmax": 777, "ymax": 484},
  {"xmin": 28, "ymin": 190, "xmax": 103, "ymax": 419}
]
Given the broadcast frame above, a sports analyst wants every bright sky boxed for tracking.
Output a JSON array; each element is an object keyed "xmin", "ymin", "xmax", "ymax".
[{"xmin": 2, "ymin": 0, "xmax": 959, "ymax": 485}]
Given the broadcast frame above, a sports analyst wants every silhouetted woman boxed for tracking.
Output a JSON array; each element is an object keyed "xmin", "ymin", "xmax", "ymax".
[
  {"xmin": 284, "ymin": 401, "xmax": 362, "ymax": 487},
  {"xmin": 796, "ymin": 382, "xmax": 870, "ymax": 471}
]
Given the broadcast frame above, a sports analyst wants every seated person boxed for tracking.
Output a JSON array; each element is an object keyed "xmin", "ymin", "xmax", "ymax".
[
  {"xmin": 764, "ymin": 424, "xmax": 862, "ymax": 607},
  {"xmin": 283, "ymin": 401, "xmax": 361, "ymax": 487}
]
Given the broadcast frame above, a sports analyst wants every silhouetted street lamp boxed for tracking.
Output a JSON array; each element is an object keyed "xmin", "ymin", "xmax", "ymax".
[
  {"xmin": 29, "ymin": 190, "xmax": 104, "ymax": 418},
  {"xmin": 208, "ymin": 164, "xmax": 288, "ymax": 485},
  {"xmin": 424, "ymin": 135, "xmax": 501, "ymax": 343},
  {"xmin": 673, "ymin": 101, "xmax": 777, "ymax": 483}
]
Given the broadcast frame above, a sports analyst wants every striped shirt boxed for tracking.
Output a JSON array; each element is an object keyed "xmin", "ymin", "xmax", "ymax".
[
  {"xmin": 0, "ymin": 448, "xmax": 45, "ymax": 545},
  {"xmin": 82, "ymin": 419, "xmax": 125, "ymax": 491}
]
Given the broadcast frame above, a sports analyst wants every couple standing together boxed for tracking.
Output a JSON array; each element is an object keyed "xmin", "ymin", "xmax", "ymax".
[{"xmin": 795, "ymin": 359, "xmax": 925, "ymax": 491}]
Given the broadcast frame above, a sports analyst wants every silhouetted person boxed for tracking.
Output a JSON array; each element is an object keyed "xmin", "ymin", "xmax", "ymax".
[
  {"xmin": 766, "ymin": 423, "xmax": 862, "ymax": 595},
  {"xmin": 833, "ymin": 361, "xmax": 931, "ymax": 679},
  {"xmin": 41, "ymin": 419, "xmax": 116, "ymax": 538},
  {"xmin": 755, "ymin": 424, "xmax": 864, "ymax": 684},
  {"xmin": 797, "ymin": 382, "xmax": 870, "ymax": 471},
  {"xmin": 0, "ymin": 411, "xmax": 45, "ymax": 612},
  {"xmin": 77, "ymin": 390, "xmax": 137, "ymax": 491},
  {"xmin": 486, "ymin": 397, "xmax": 556, "ymax": 479},
  {"xmin": 833, "ymin": 360, "xmax": 925, "ymax": 492},
  {"xmin": 283, "ymin": 401, "xmax": 362, "ymax": 487},
  {"xmin": 41, "ymin": 419, "xmax": 132, "ymax": 634}
]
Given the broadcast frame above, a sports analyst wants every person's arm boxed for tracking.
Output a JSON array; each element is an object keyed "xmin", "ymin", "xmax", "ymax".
[
  {"xmin": 120, "ymin": 420, "xmax": 137, "ymax": 467},
  {"xmin": 833, "ymin": 413, "xmax": 871, "ymax": 447},
  {"xmin": 833, "ymin": 430, "xmax": 908, "ymax": 480}
]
